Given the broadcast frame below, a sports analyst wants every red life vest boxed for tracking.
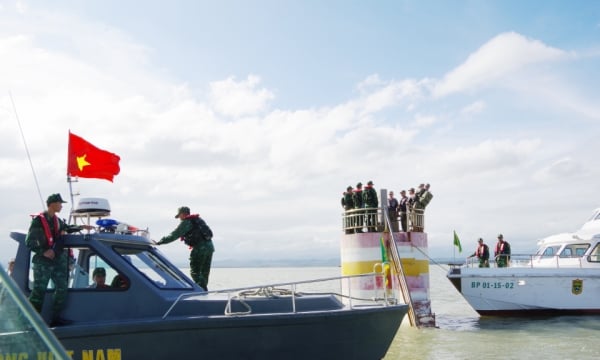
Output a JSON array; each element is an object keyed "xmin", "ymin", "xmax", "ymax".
[{"xmin": 37, "ymin": 212, "xmax": 60, "ymax": 248}]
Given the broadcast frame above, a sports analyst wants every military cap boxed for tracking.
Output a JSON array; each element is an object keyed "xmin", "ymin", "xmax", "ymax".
[
  {"xmin": 367, "ymin": 180, "xmax": 374, "ymax": 185},
  {"xmin": 175, "ymin": 206, "xmax": 191, "ymax": 218},
  {"xmin": 356, "ymin": 182, "xmax": 363, "ymax": 188},
  {"xmin": 92, "ymin": 267, "xmax": 106, "ymax": 277},
  {"xmin": 497, "ymin": 234, "xmax": 503, "ymax": 239},
  {"xmin": 46, "ymin": 193, "xmax": 67, "ymax": 205},
  {"xmin": 346, "ymin": 186, "xmax": 353, "ymax": 191}
]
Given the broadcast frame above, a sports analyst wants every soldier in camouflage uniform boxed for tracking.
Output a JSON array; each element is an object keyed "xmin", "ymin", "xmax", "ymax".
[
  {"xmin": 26, "ymin": 193, "xmax": 88, "ymax": 326},
  {"xmin": 363, "ymin": 180, "xmax": 378, "ymax": 232},
  {"xmin": 341, "ymin": 186, "xmax": 355, "ymax": 234},
  {"xmin": 352, "ymin": 183, "xmax": 364, "ymax": 233},
  {"xmin": 156, "ymin": 206, "xmax": 214, "ymax": 291}
]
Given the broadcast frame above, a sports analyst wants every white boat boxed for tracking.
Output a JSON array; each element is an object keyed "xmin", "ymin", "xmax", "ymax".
[{"xmin": 447, "ymin": 209, "xmax": 600, "ymax": 316}]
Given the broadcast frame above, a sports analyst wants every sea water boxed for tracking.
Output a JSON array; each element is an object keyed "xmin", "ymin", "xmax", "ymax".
[{"xmin": 199, "ymin": 265, "xmax": 600, "ymax": 360}]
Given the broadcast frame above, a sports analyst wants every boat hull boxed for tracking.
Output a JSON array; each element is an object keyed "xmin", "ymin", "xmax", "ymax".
[
  {"xmin": 52, "ymin": 305, "xmax": 406, "ymax": 360},
  {"xmin": 447, "ymin": 267, "xmax": 600, "ymax": 316}
]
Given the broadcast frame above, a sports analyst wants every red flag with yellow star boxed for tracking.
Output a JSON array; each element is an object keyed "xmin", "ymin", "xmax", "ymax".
[{"xmin": 67, "ymin": 131, "xmax": 121, "ymax": 182}]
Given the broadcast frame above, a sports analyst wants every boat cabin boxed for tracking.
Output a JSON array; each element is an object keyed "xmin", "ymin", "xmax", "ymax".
[
  {"xmin": 531, "ymin": 232, "xmax": 600, "ymax": 267},
  {"xmin": 10, "ymin": 198, "xmax": 202, "ymax": 324}
]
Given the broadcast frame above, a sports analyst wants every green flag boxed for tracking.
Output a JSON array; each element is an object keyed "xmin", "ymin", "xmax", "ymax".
[
  {"xmin": 453, "ymin": 230, "xmax": 462, "ymax": 253},
  {"xmin": 380, "ymin": 236, "xmax": 388, "ymax": 262}
]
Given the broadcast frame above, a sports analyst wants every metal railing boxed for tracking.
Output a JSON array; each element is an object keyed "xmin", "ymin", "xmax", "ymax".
[
  {"xmin": 342, "ymin": 207, "xmax": 425, "ymax": 233},
  {"xmin": 464, "ymin": 253, "xmax": 597, "ymax": 269},
  {"xmin": 162, "ymin": 272, "xmax": 398, "ymax": 319}
]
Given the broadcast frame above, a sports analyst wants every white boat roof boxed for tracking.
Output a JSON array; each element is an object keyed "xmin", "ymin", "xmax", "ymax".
[
  {"xmin": 536, "ymin": 208, "xmax": 600, "ymax": 248},
  {"xmin": 577, "ymin": 207, "xmax": 600, "ymax": 236}
]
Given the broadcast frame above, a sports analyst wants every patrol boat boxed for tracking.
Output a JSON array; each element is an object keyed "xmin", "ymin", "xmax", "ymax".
[
  {"xmin": 5, "ymin": 198, "xmax": 408, "ymax": 359},
  {"xmin": 447, "ymin": 208, "xmax": 600, "ymax": 316}
]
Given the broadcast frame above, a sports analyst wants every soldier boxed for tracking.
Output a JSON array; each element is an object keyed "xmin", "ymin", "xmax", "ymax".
[
  {"xmin": 398, "ymin": 190, "xmax": 409, "ymax": 232},
  {"xmin": 468, "ymin": 238, "xmax": 490, "ymax": 268},
  {"xmin": 363, "ymin": 180, "xmax": 378, "ymax": 232},
  {"xmin": 419, "ymin": 183, "xmax": 434, "ymax": 209},
  {"xmin": 387, "ymin": 191, "xmax": 399, "ymax": 232},
  {"xmin": 352, "ymin": 183, "xmax": 364, "ymax": 233},
  {"xmin": 494, "ymin": 234, "xmax": 511, "ymax": 268},
  {"xmin": 26, "ymin": 193, "xmax": 91, "ymax": 326},
  {"xmin": 342, "ymin": 186, "xmax": 355, "ymax": 234},
  {"xmin": 414, "ymin": 184, "xmax": 426, "ymax": 211},
  {"xmin": 89, "ymin": 267, "xmax": 110, "ymax": 289},
  {"xmin": 155, "ymin": 206, "xmax": 214, "ymax": 291}
]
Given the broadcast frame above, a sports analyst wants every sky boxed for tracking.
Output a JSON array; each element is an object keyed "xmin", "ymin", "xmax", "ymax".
[{"xmin": 1, "ymin": 0, "xmax": 600, "ymax": 267}]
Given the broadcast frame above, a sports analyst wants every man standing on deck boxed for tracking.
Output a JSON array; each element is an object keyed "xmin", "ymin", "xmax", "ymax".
[
  {"xmin": 353, "ymin": 183, "xmax": 364, "ymax": 233},
  {"xmin": 342, "ymin": 186, "xmax": 355, "ymax": 234},
  {"xmin": 420, "ymin": 183, "xmax": 434, "ymax": 209},
  {"xmin": 26, "ymin": 193, "xmax": 91, "ymax": 326},
  {"xmin": 494, "ymin": 234, "xmax": 511, "ymax": 268},
  {"xmin": 363, "ymin": 180, "xmax": 378, "ymax": 232},
  {"xmin": 398, "ymin": 190, "xmax": 409, "ymax": 232},
  {"xmin": 155, "ymin": 206, "xmax": 214, "ymax": 291},
  {"xmin": 387, "ymin": 191, "xmax": 399, "ymax": 232},
  {"xmin": 468, "ymin": 238, "xmax": 490, "ymax": 268}
]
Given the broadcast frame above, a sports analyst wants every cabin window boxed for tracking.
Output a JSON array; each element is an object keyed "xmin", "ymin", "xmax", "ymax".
[
  {"xmin": 540, "ymin": 246, "xmax": 559, "ymax": 257},
  {"xmin": 114, "ymin": 247, "xmax": 193, "ymax": 289},
  {"xmin": 559, "ymin": 243, "xmax": 590, "ymax": 258},
  {"xmin": 27, "ymin": 246, "xmax": 128, "ymax": 291},
  {"xmin": 588, "ymin": 244, "xmax": 600, "ymax": 263}
]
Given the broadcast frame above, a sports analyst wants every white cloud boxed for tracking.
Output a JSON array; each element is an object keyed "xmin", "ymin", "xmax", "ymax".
[
  {"xmin": 434, "ymin": 32, "xmax": 567, "ymax": 97},
  {"xmin": 414, "ymin": 113, "xmax": 437, "ymax": 127},
  {"xmin": 440, "ymin": 138, "xmax": 542, "ymax": 176},
  {"xmin": 532, "ymin": 157, "xmax": 585, "ymax": 183},
  {"xmin": 461, "ymin": 101, "xmax": 486, "ymax": 115},
  {"xmin": 208, "ymin": 75, "xmax": 274, "ymax": 117}
]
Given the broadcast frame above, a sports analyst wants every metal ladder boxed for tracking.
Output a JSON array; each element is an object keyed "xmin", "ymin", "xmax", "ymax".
[{"xmin": 382, "ymin": 208, "xmax": 420, "ymax": 327}]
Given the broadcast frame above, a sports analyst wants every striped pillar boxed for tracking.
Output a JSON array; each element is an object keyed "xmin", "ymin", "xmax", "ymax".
[{"xmin": 340, "ymin": 230, "xmax": 435, "ymax": 326}]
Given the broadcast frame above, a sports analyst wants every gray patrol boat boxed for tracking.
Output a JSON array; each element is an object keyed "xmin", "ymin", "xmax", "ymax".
[{"xmin": 3, "ymin": 198, "xmax": 407, "ymax": 359}]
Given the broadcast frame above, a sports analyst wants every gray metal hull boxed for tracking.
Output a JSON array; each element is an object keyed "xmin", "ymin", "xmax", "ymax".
[{"xmin": 55, "ymin": 305, "xmax": 406, "ymax": 360}]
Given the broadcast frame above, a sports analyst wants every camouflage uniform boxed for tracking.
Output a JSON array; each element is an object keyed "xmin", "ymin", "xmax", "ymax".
[
  {"xmin": 26, "ymin": 211, "xmax": 70, "ymax": 315},
  {"xmin": 363, "ymin": 181, "xmax": 378, "ymax": 232},
  {"xmin": 494, "ymin": 237, "xmax": 511, "ymax": 268},
  {"xmin": 158, "ymin": 212, "xmax": 214, "ymax": 291},
  {"xmin": 418, "ymin": 184, "xmax": 433, "ymax": 210},
  {"xmin": 341, "ymin": 187, "xmax": 354, "ymax": 234},
  {"xmin": 352, "ymin": 184, "xmax": 364, "ymax": 233}
]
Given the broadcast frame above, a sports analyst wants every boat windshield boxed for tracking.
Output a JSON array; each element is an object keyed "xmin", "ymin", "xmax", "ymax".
[
  {"xmin": 0, "ymin": 264, "xmax": 70, "ymax": 358},
  {"xmin": 114, "ymin": 247, "xmax": 193, "ymax": 289},
  {"xmin": 559, "ymin": 243, "xmax": 590, "ymax": 258},
  {"xmin": 537, "ymin": 246, "xmax": 560, "ymax": 257}
]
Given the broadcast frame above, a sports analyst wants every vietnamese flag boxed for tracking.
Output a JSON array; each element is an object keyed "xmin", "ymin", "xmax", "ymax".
[{"xmin": 67, "ymin": 131, "xmax": 121, "ymax": 182}]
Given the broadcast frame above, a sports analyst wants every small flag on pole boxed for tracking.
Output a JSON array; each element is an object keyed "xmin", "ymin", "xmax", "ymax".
[
  {"xmin": 453, "ymin": 230, "xmax": 463, "ymax": 253},
  {"xmin": 380, "ymin": 236, "xmax": 388, "ymax": 262}
]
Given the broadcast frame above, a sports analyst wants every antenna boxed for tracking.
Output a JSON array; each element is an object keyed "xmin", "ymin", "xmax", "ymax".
[{"xmin": 9, "ymin": 91, "xmax": 45, "ymax": 210}]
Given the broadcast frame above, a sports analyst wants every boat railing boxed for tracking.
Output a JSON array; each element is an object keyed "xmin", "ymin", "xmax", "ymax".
[
  {"xmin": 342, "ymin": 207, "xmax": 424, "ymax": 233},
  {"xmin": 162, "ymin": 271, "xmax": 399, "ymax": 319},
  {"xmin": 465, "ymin": 253, "xmax": 589, "ymax": 269}
]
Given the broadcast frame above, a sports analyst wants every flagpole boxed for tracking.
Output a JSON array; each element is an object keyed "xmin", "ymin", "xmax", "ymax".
[
  {"xmin": 453, "ymin": 238, "xmax": 456, "ymax": 262},
  {"xmin": 67, "ymin": 175, "xmax": 77, "ymax": 224}
]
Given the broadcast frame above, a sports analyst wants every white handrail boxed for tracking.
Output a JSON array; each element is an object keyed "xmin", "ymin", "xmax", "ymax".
[{"xmin": 162, "ymin": 272, "xmax": 395, "ymax": 319}]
